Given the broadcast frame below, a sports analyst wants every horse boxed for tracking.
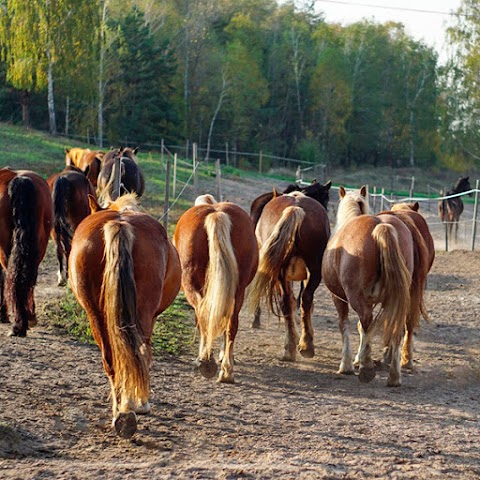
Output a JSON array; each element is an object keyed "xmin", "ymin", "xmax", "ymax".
[
  {"xmin": 173, "ymin": 195, "xmax": 258, "ymax": 383},
  {"xmin": 0, "ymin": 168, "xmax": 53, "ymax": 336},
  {"xmin": 97, "ymin": 147, "xmax": 145, "ymax": 203},
  {"xmin": 65, "ymin": 148, "xmax": 104, "ymax": 187},
  {"xmin": 250, "ymin": 179, "xmax": 332, "ymax": 227},
  {"xmin": 382, "ymin": 201, "xmax": 435, "ymax": 369},
  {"xmin": 46, "ymin": 166, "xmax": 97, "ymax": 286},
  {"xmin": 322, "ymin": 186, "xmax": 415, "ymax": 387},
  {"xmin": 249, "ymin": 179, "xmax": 332, "ymax": 328},
  {"xmin": 65, "ymin": 147, "xmax": 89, "ymax": 167},
  {"xmin": 248, "ymin": 192, "xmax": 330, "ymax": 361},
  {"xmin": 438, "ymin": 176, "xmax": 472, "ymax": 240},
  {"xmin": 68, "ymin": 194, "xmax": 181, "ymax": 437}
]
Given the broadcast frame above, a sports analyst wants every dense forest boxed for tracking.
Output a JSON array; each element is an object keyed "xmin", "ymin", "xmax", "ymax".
[{"xmin": 0, "ymin": 0, "xmax": 479, "ymax": 172}]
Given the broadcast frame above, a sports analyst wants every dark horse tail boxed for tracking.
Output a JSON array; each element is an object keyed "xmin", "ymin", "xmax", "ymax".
[
  {"xmin": 7, "ymin": 176, "xmax": 39, "ymax": 336},
  {"xmin": 102, "ymin": 221, "xmax": 150, "ymax": 415},
  {"xmin": 53, "ymin": 176, "xmax": 74, "ymax": 277}
]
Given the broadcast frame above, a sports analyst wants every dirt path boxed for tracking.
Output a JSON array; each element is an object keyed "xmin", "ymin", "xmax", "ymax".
[{"xmin": 1, "ymin": 178, "xmax": 480, "ymax": 479}]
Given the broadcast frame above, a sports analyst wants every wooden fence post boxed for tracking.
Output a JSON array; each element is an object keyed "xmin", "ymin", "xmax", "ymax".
[
  {"xmin": 112, "ymin": 155, "xmax": 121, "ymax": 200},
  {"xmin": 380, "ymin": 188, "xmax": 385, "ymax": 212},
  {"xmin": 163, "ymin": 158, "xmax": 171, "ymax": 231},
  {"xmin": 259, "ymin": 150, "xmax": 263, "ymax": 174},
  {"xmin": 471, "ymin": 179, "xmax": 479, "ymax": 251},
  {"xmin": 409, "ymin": 176, "xmax": 415, "ymax": 199},
  {"xmin": 161, "ymin": 138, "xmax": 164, "ymax": 166},
  {"xmin": 372, "ymin": 186, "xmax": 377, "ymax": 213},
  {"xmin": 172, "ymin": 153, "xmax": 177, "ymax": 198},
  {"xmin": 216, "ymin": 159, "xmax": 222, "ymax": 201},
  {"xmin": 226, "ymin": 142, "xmax": 229, "ymax": 166},
  {"xmin": 193, "ymin": 142, "xmax": 198, "ymax": 197}
]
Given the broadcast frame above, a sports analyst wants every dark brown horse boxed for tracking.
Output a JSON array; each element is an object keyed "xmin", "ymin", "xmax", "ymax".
[
  {"xmin": 250, "ymin": 179, "xmax": 332, "ymax": 226},
  {"xmin": 173, "ymin": 195, "xmax": 258, "ymax": 382},
  {"xmin": 46, "ymin": 166, "xmax": 97, "ymax": 285},
  {"xmin": 438, "ymin": 176, "xmax": 472, "ymax": 240},
  {"xmin": 97, "ymin": 147, "xmax": 145, "ymax": 203},
  {"xmin": 250, "ymin": 179, "xmax": 332, "ymax": 328},
  {"xmin": 249, "ymin": 192, "xmax": 330, "ymax": 361},
  {"xmin": 0, "ymin": 168, "xmax": 53, "ymax": 336},
  {"xmin": 322, "ymin": 187, "xmax": 414, "ymax": 387},
  {"xmin": 68, "ymin": 194, "xmax": 181, "ymax": 437}
]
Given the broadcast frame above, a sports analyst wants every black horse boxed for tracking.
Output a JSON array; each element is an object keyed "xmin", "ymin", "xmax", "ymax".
[{"xmin": 438, "ymin": 176, "xmax": 472, "ymax": 240}]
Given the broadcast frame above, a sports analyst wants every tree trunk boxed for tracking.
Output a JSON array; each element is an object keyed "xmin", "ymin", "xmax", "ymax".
[
  {"xmin": 98, "ymin": 1, "xmax": 108, "ymax": 148},
  {"xmin": 21, "ymin": 90, "xmax": 30, "ymax": 128},
  {"xmin": 204, "ymin": 75, "xmax": 227, "ymax": 162},
  {"xmin": 47, "ymin": 49, "xmax": 57, "ymax": 136}
]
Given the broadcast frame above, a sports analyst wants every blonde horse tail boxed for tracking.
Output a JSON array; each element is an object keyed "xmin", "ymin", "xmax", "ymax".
[
  {"xmin": 102, "ymin": 221, "xmax": 149, "ymax": 411},
  {"xmin": 371, "ymin": 223, "xmax": 411, "ymax": 347},
  {"xmin": 249, "ymin": 206, "xmax": 305, "ymax": 315},
  {"xmin": 198, "ymin": 211, "xmax": 238, "ymax": 357},
  {"xmin": 399, "ymin": 214, "xmax": 430, "ymax": 330}
]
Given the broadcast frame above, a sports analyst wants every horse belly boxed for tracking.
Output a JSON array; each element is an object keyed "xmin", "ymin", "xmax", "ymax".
[{"xmin": 286, "ymin": 256, "xmax": 307, "ymax": 281}]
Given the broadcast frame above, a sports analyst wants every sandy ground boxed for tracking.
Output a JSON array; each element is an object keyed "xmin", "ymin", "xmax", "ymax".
[{"xmin": 1, "ymin": 176, "xmax": 480, "ymax": 479}]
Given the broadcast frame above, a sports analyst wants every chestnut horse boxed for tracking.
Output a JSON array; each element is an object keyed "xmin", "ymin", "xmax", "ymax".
[
  {"xmin": 0, "ymin": 168, "xmax": 53, "ymax": 336},
  {"xmin": 46, "ymin": 166, "xmax": 96, "ymax": 285},
  {"xmin": 249, "ymin": 192, "xmax": 330, "ymax": 361},
  {"xmin": 173, "ymin": 195, "xmax": 258, "ymax": 383},
  {"xmin": 438, "ymin": 176, "xmax": 472, "ymax": 240},
  {"xmin": 383, "ymin": 201, "xmax": 435, "ymax": 369},
  {"xmin": 68, "ymin": 194, "xmax": 181, "ymax": 437},
  {"xmin": 322, "ymin": 187, "xmax": 414, "ymax": 387},
  {"xmin": 250, "ymin": 179, "xmax": 332, "ymax": 328},
  {"xmin": 65, "ymin": 148, "xmax": 104, "ymax": 187},
  {"xmin": 97, "ymin": 147, "xmax": 145, "ymax": 202}
]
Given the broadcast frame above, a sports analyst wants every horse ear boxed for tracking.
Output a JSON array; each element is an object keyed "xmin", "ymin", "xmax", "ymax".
[
  {"xmin": 311, "ymin": 178, "xmax": 317, "ymax": 184},
  {"xmin": 360, "ymin": 186, "xmax": 367, "ymax": 197},
  {"xmin": 324, "ymin": 180, "xmax": 332, "ymax": 190},
  {"xmin": 412, "ymin": 202, "xmax": 420, "ymax": 211},
  {"xmin": 88, "ymin": 194, "xmax": 102, "ymax": 213},
  {"xmin": 272, "ymin": 187, "xmax": 279, "ymax": 198},
  {"xmin": 133, "ymin": 147, "xmax": 139, "ymax": 155},
  {"xmin": 65, "ymin": 148, "xmax": 70, "ymax": 154},
  {"xmin": 339, "ymin": 186, "xmax": 346, "ymax": 198}
]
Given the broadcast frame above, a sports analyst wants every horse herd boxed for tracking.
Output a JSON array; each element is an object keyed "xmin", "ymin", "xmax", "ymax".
[{"xmin": 0, "ymin": 149, "xmax": 470, "ymax": 438}]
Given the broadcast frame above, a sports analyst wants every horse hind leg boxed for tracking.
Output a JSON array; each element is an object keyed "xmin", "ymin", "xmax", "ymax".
[
  {"xmin": 332, "ymin": 295, "xmax": 354, "ymax": 375},
  {"xmin": 0, "ymin": 269, "xmax": 8, "ymax": 323},
  {"xmin": 280, "ymin": 280, "xmax": 298, "ymax": 362},
  {"xmin": 194, "ymin": 315, "xmax": 218, "ymax": 379},
  {"xmin": 218, "ymin": 312, "xmax": 239, "ymax": 384},
  {"xmin": 251, "ymin": 306, "xmax": 261, "ymax": 329},
  {"xmin": 297, "ymin": 274, "xmax": 320, "ymax": 358}
]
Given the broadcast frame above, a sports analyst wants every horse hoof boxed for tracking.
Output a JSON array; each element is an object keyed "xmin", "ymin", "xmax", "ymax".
[
  {"xmin": 298, "ymin": 346, "xmax": 315, "ymax": 358},
  {"xmin": 8, "ymin": 329, "xmax": 26, "ymax": 338},
  {"xmin": 358, "ymin": 367, "xmax": 376, "ymax": 383},
  {"xmin": 114, "ymin": 412, "xmax": 137, "ymax": 438},
  {"xmin": 28, "ymin": 317, "xmax": 38, "ymax": 327},
  {"xmin": 338, "ymin": 368, "xmax": 355, "ymax": 375},
  {"xmin": 134, "ymin": 401, "xmax": 151, "ymax": 415},
  {"xmin": 281, "ymin": 353, "xmax": 296, "ymax": 362},
  {"xmin": 197, "ymin": 358, "xmax": 218, "ymax": 379},
  {"xmin": 387, "ymin": 378, "xmax": 402, "ymax": 387},
  {"xmin": 251, "ymin": 319, "xmax": 261, "ymax": 329},
  {"xmin": 217, "ymin": 373, "xmax": 235, "ymax": 384}
]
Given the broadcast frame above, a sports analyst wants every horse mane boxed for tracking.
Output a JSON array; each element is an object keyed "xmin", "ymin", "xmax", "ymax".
[
  {"xmin": 335, "ymin": 189, "xmax": 369, "ymax": 232},
  {"xmin": 195, "ymin": 194, "xmax": 217, "ymax": 206},
  {"xmin": 108, "ymin": 193, "xmax": 140, "ymax": 212},
  {"xmin": 392, "ymin": 202, "xmax": 419, "ymax": 212}
]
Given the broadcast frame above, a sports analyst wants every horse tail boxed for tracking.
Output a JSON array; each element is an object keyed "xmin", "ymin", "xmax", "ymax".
[
  {"xmin": 197, "ymin": 211, "xmax": 238, "ymax": 357},
  {"xmin": 371, "ymin": 223, "xmax": 411, "ymax": 347},
  {"xmin": 53, "ymin": 176, "xmax": 74, "ymax": 268},
  {"xmin": 399, "ymin": 215, "xmax": 430, "ymax": 330},
  {"xmin": 249, "ymin": 206, "xmax": 305, "ymax": 315},
  {"xmin": 102, "ymin": 221, "xmax": 149, "ymax": 409},
  {"xmin": 6, "ymin": 176, "xmax": 39, "ymax": 333}
]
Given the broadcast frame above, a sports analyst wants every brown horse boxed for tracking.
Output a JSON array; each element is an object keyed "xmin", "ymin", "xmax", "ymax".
[
  {"xmin": 249, "ymin": 192, "xmax": 330, "ymax": 361},
  {"xmin": 173, "ymin": 195, "xmax": 258, "ymax": 383},
  {"xmin": 250, "ymin": 179, "xmax": 332, "ymax": 328},
  {"xmin": 322, "ymin": 187, "xmax": 414, "ymax": 387},
  {"xmin": 383, "ymin": 201, "xmax": 435, "ymax": 369},
  {"xmin": 97, "ymin": 147, "xmax": 145, "ymax": 202},
  {"xmin": 46, "ymin": 166, "xmax": 97, "ymax": 285},
  {"xmin": 65, "ymin": 148, "xmax": 104, "ymax": 187},
  {"xmin": 0, "ymin": 168, "xmax": 53, "ymax": 336},
  {"xmin": 438, "ymin": 176, "xmax": 472, "ymax": 240},
  {"xmin": 250, "ymin": 179, "xmax": 332, "ymax": 226},
  {"xmin": 68, "ymin": 194, "xmax": 181, "ymax": 437}
]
